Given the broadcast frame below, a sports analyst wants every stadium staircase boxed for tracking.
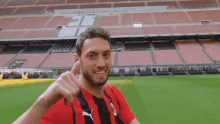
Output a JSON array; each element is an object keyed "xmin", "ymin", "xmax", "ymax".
[
  {"xmin": 38, "ymin": 52, "xmax": 52, "ymax": 67},
  {"xmin": 198, "ymin": 41, "xmax": 215, "ymax": 63},
  {"xmin": 202, "ymin": 49, "xmax": 214, "ymax": 63},
  {"xmin": 114, "ymin": 51, "xmax": 118, "ymax": 66},
  {"xmin": 176, "ymin": 49, "xmax": 186, "ymax": 64},
  {"xmin": 150, "ymin": 43, "xmax": 157, "ymax": 65},
  {"xmin": 4, "ymin": 46, "xmax": 27, "ymax": 67},
  {"xmin": 122, "ymin": 43, "xmax": 125, "ymax": 51}
]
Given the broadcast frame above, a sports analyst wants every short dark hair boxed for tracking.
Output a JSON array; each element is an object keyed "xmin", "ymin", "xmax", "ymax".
[{"xmin": 76, "ymin": 27, "xmax": 111, "ymax": 58}]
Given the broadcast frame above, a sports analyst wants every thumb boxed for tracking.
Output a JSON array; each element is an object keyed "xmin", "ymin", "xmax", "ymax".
[{"xmin": 71, "ymin": 61, "xmax": 81, "ymax": 75}]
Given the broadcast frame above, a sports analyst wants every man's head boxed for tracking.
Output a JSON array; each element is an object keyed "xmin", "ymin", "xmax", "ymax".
[{"xmin": 74, "ymin": 27, "xmax": 112, "ymax": 87}]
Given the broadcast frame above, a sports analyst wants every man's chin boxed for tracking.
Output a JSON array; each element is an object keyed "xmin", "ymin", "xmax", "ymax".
[{"xmin": 93, "ymin": 80, "xmax": 107, "ymax": 86}]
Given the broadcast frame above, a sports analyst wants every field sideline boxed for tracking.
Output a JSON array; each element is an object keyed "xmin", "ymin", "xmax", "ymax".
[{"xmin": 0, "ymin": 75, "xmax": 220, "ymax": 124}]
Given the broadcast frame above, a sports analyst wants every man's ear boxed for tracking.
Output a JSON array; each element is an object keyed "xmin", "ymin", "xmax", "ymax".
[{"xmin": 74, "ymin": 53, "xmax": 80, "ymax": 63}]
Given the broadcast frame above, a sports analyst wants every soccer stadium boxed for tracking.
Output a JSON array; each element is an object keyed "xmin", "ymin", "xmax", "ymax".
[{"xmin": 0, "ymin": 0, "xmax": 220, "ymax": 123}]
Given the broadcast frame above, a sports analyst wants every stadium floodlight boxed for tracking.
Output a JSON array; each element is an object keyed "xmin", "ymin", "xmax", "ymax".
[{"xmin": 133, "ymin": 23, "xmax": 143, "ymax": 28}]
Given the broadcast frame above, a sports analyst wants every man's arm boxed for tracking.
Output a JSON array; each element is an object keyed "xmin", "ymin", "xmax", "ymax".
[
  {"xmin": 13, "ymin": 99, "xmax": 49, "ymax": 124},
  {"xmin": 13, "ymin": 61, "xmax": 82, "ymax": 124},
  {"xmin": 129, "ymin": 118, "xmax": 140, "ymax": 124}
]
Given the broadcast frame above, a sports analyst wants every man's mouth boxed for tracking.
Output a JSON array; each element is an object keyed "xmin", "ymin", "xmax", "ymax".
[{"xmin": 94, "ymin": 70, "xmax": 106, "ymax": 75}]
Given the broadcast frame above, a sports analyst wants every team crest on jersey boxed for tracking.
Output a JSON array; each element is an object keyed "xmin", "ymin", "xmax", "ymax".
[{"xmin": 110, "ymin": 102, "xmax": 117, "ymax": 116}]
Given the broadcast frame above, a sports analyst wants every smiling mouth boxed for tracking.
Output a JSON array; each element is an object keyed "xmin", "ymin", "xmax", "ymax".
[{"xmin": 94, "ymin": 70, "xmax": 106, "ymax": 75}]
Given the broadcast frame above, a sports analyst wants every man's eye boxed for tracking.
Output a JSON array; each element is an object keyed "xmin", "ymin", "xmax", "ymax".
[
  {"xmin": 104, "ymin": 54, "xmax": 108, "ymax": 56},
  {"xmin": 90, "ymin": 54, "xmax": 94, "ymax": 57}
]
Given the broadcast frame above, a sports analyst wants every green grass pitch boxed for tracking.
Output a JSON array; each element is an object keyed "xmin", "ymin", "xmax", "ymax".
[{"xmin": 1, "ymin": 75, "xmax": 220, "ymax": 124}]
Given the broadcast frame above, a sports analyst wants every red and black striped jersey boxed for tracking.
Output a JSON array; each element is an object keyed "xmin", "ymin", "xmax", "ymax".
[{"xmin": 40, "ymin": 84, "xmax": 135, "ymax": 124}]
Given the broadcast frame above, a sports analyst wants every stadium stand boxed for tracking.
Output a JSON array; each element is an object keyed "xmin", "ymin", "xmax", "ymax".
[
  {"xmin": 153, "ymin": 12, "xmax": 191, "ymax": 24},
  {"xmin": 10, "ymin": 16, "xmax": 51, "ymax": 29},
  {"xmin": 147, "ymin": 1, "xmax": 178, "ymax": 8},
  {"xmin": 178, "ymin": 49, "xmax": 212, "ymax": 64},
  {"xmin": 121, "ymin": 13, "xmax": 154, "ymax": 25},
  {"xmin": 0, "ymin": 0, "xmax": 8, "ymax": 6},
  {"xmin": 176, "ymin": 41, "xmax": 203, "ymax": 50},
  {"xmin": 0, "ymin": 0, "xmax": 220, "ymax": 78},
  {"xmin": 80, "ymin": 4, "xmax": 111, "ymax": 9},
  {"xmin": 0, "ymin": 46, "xmax": 25, "ymax": 54},
  {"xmin": 152, "ymin": 42, "xmax": 176, "ymax": 50},
  {"xmin": 21, "ymin": 45, "xmax": 51, "ymax": 54},
  {"xmin": 57, "ymin": 27, "xmax": 77, "ymax": 37},
  {"xmin": 5, "ymin": 0, "xmax": 37, "ymax": 6},
  {"xmin": 113, "ymin": 2, "xmax": 145, "ymax": 8},
  {"xmin": 118, "ymin": 51, "xmax": 153, "ymax": 65},
  {"xmin": 52, "ymin": 43, "xmax": 75, "ymax": 53},
  {"xmin": 105, "ymin": 27, "xmax": 140, "ymax": 36},
  {"xmin": 68, "ymin": 16, "xmax": 83, "ymax": 26},
  {"xmin": 77, "ymin": 27, "xmax": 87, "ymax": 36},
  {"xmin": 23, "ymin": 30, "xmax": 57, "ymax": 39},
  {"xmin": 14, "ymin": 6, "xmax": 46, "ymax": 14},
  {"xmin": 8, "ymin": 54, "xmax": 49, "ymax": 67},
  {"xmin": 98, "ymin": 16, "xmax": 120, "ymax": 26},
  {"xmin": 46, "ymin": 5, "xmax": 78, "ymax": 11},
  {"xmin": 0, "ymin": 17, "xmax": 19, "ymax": 29},
  {"xmin": 35, "ymin": 0, "xmax": 66, "ymax": 5},
  {"xmin": 141, "ymin": 26, "xmax": 176, "ymax": 35},
  {"xmin": 179, "ymin": 0, "xmax": 218, "ymax": 8},
  {"xmin": 67, "ymin": 0, "xmax": 96, "ymax": 4},
  {"xmin": 81, "ymin": 15, "xmax": 96, "ymax": 26},
  {"xmin": 200, "ymin": 40, "xmax": 220, "ymax": 49},
  {"xmin": 176, "ymin": 25, "xmax": 213, "ymax": 34},
  {"xmin": 41, "ymin": 53, "xmax": 75, "ymax": 67},
  {"xmin": 0, "ymin": 54, "xmax": 16, "ymax": 66},
  {"xmin": 125, "ymin": 42, "xmax": 150, "ymax": 51},
  {"xmin": 0, "ymin": 31, "xmax": 26, "ymax": 39},
  {"xmin": 153, "ymin": 50, "xmax": 183, "ymax": 65},
  {"xmin": 46, "ymin": 16, "xmax": 71, "ymax": 28}
]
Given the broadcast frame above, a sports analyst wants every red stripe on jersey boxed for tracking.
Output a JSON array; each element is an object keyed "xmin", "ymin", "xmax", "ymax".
[
  {"xmin": 40, "ymin": 98, "xmax": 73, "ymax": 124},
  {"xmin": 82, "ymin": 88, "xmax": 101, "ymax": 124},
  {"xmin": 73, "ymin": 97, "xmax": 85, "ymax": 124},
  {"xmin": 103, "ymin": 94, "xmax": 117, "ymax": 124},
  {"xmin": 105, "ymin": 86, "xmax": 120, "ymax": 115},
  {"xmin": 109, "ymin": 85, "xmax": 136, "ymax": 124}
]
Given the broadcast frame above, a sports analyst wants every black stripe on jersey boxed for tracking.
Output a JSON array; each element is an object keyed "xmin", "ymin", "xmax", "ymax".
[
  {"xmin": 72, "ymin": 105, "xmax": 75, "ymax": 124},
  {"xmin": 104, "ymin": 90, "xmax": 124, "ymax": 124},
  {"xmin": 93, "ymin": 96, "xmax": 111, "ymax": 124},
  {"xmin": 76, "ymin": 91, "xmax": 94, "ymax": 124}
]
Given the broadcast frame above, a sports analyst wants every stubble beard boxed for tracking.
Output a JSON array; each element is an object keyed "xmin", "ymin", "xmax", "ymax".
[{"xmin": 82, "ymin": 69, "xmax": 110, "ymax": 87}]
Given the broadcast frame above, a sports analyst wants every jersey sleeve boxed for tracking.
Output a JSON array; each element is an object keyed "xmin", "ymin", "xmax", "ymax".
[
  {"xmin": 110, "ymin": 85, "xmax": 136, "ymax": 124},
  {"xmin": 40, "ymin": 98, "xmax": 73, "ymax": 124}
]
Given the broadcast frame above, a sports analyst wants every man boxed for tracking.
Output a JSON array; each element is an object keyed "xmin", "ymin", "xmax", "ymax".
[{"xmin": 13, "ymin": 27, "xmax": 140, "ymax": 124}]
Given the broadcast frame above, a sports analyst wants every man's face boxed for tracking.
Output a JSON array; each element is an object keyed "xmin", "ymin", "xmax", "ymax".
[{"xmin": 78, "ymin": 37, "xmax": 112, "ymax": 87}]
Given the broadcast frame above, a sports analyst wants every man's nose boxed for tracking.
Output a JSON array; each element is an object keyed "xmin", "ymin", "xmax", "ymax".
[{"xmin": 96, "ymin": 56, "xmax": 105, "ymax": 67}]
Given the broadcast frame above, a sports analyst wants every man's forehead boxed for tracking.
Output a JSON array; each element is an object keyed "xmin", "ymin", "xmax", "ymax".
[{"xmin": 83, "ymin": 38, "xmax": 110, "ymax": 54}]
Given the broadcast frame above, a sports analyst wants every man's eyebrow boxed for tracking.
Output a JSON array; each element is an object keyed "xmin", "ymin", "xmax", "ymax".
[{"xmin": 86, "ymin": 50, "xmax": 111, "ymax": 54}]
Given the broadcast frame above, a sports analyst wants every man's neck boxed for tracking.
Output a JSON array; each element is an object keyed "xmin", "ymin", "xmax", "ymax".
[{"xmin": 81, "ymin": 77, "xmax": 105, "ymax": 98}]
